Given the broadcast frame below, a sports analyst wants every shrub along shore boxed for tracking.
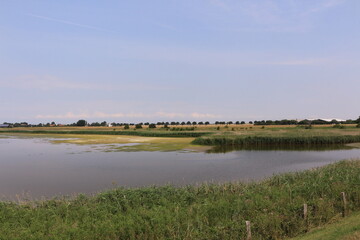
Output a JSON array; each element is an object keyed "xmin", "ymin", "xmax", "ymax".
[
  {"xmin": 192, "ymin": 135, "xmax": 360, "ymax": 146},
  {"xmin": 0, "ymin": 160, "xmax": 359, "ymax": 239}
]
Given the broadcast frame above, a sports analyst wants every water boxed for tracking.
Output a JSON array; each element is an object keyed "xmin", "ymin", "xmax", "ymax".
[{"xmin": 1, "ymin": 135, "xmax": 360, "ymax": 199}]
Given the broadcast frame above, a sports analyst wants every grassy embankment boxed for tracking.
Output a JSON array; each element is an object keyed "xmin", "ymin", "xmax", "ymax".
[
  {"xmin": 292, "ymin": 212, "xmax": 360, "ymax": 240},
  {"xmin": 0, "ymin": 160, "xmax": 359, "ymax": 239}
]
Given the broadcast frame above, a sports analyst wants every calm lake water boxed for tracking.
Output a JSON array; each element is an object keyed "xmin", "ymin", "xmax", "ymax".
[{"xmin": 1, "ymin": 135, "xmax": 360, "ymax": 199}]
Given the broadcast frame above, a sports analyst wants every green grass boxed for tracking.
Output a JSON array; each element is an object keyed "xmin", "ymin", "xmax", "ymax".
[
  {"xmin": 292, "ymin": 212, "xmax": 360, "ymax": 240},
  {"xmin": 1, "ymin": 160, "xmax": 360, "ymax": 239}
]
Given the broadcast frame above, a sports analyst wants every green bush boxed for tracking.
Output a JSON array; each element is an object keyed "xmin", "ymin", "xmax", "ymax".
[{"xmin": 192, "ymin": 135, "xmax": 360, "ymax": 146}]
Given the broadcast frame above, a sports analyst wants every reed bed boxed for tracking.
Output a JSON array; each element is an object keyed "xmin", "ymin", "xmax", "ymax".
[
  {"xmin": 192, "ymin": 135, "xmax": 360, "ymax": 146},
  {"xmin": 0, "ymin": 160, "xmax": 359, "ymax": 239}
]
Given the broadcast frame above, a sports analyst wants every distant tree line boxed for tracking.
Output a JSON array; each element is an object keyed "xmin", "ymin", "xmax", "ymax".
[
  {"xmin": 2, "ymin": 116, "xmax": 360, "ymax": 128},
  {"xmin": 253, "ymin": 117, "xmax": 360, "ymax": 126}
]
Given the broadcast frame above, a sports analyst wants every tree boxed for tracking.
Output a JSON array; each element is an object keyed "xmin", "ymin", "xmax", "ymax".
[
  {"xmin": 356, "ymin": 116, "xmax": 360, "ymax": 124},
  {"xmin": 76, "ymin": 120, "xmax": 87, "ymax": 126},
  {"xmin": 124, "ymin": 124, "xmax": 130, "ymax": 129}
]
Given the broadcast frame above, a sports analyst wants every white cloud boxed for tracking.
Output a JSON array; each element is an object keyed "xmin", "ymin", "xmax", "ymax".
[
  {"xmin": 306, "ymin": 0, "xmax": 346, "ymax": 14},
  {"xmin": 154, "ymin": 112, "xmax": 186, "ymax": 118},
  {"xmin": 3, "ymin": 75, "xmax": 102, "ymax": 90},
  {"xmin": 27, "ymin": 14, "xmax": 116, "ymax": 33},
  {"xmin": 259, "ymin": 58, "xmax": 329, "ymax": 66},
  {"xmin": 1, "ymin": 75, "xmax": 174, "ymax": 91},
  {"xmin": 208, "ymin": 0, "xmax": 231, "ymax": 11},
  {"xmin": 35, "ymin": 112, "xmax": 90, "ymax": 119},
  {"xmin": 206, "ymin": 0, "xmax": 347, "ymax": 33},
  {"xmin": 191, "ymin": 112, "xmax": 219, "ymax": 118},
  {"xmin": 35, "ymin": 111, "xmax": 220, "ymax": 120}
]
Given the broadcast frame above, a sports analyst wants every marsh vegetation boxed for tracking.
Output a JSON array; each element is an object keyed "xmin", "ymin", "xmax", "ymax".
[
  {"xmin": 0, "ymin": 160, "xmax": 359, "ymax": 239},
  {"xmin": 2, "ymin": 124, "xmax": 360, "ymax": 151}
]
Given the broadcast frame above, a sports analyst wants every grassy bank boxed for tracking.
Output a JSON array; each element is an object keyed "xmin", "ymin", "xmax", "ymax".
[
  {"xmin": 292, "ymin": 212, "xmax": 360, "ymax": 240},
  {"xmin": 1, "ymin": 160, "xmax": 360, "ymax": 239}
]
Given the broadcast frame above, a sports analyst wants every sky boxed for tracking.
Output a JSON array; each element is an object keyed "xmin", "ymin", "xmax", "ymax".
[{"xmin": 1, "ymin": 0, "xmax": 359, "ymax": 124}]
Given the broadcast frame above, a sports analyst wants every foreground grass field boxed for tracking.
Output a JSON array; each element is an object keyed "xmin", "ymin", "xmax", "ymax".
[
  {"xmin": 0, "ymin": 160, "xmax": 359, "ymax": 239},
  {"xmin": 292, "ymin": 212, "xmax": 360, "ymax": 240}
]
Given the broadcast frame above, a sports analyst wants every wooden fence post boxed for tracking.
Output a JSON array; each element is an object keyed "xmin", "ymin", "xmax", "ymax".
[
  {"xmin": 303, "ymin": 203, "xmax": 309, "ymax": 232},
  {"xmin": 303, "ymin": 203, "xmax": 308, "ymax": 220},
  {"xmin": 246, "ymin": 221, "xmax": 252, "ymax": 240},
  {"xmin": 341, "ymin": 192, "xmax": 347, "ymax": 217}
]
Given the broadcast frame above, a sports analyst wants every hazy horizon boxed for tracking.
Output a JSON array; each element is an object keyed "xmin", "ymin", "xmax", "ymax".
[{"xmin": 1, "ymin": 0, "xmax": 359, "ymax": 123}]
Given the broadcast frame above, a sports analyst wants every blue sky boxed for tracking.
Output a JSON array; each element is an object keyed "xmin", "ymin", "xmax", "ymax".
[{"xmin": 1, "ymin": 0, "xmax": 359, "ymax": 123}]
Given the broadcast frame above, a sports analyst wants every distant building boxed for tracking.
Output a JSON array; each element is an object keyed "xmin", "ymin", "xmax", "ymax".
[{"xmin": 0, "ymin": 124, "xmax": 11, "ymax": 128}]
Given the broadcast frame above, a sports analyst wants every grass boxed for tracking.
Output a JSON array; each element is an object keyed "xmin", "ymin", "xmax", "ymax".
[
  {"xmin": 292, "ymin": 212, "xmax": 360, "ymax": 240},
  {"xmin": 0, "ymin": 160, "xmax": 360, "ymax": 239}
]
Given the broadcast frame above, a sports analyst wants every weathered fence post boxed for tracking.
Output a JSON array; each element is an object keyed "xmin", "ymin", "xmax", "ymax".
[
  {"xmin": 245, "ymin": 221, "xmax": 252, "ymax": 240},
  {"xmin": 303, "ymin": 203, "xmax": 308, "ymax": 220},
  {"xmin": 341, "ymin": 192, "xmax": 347, "ymax": 217},
  {"xmin": 303, "ymin": 203, "xmax": 309, "ymax": 232}
]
